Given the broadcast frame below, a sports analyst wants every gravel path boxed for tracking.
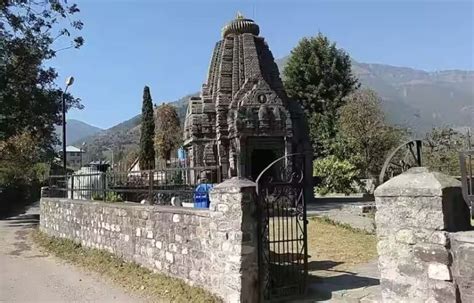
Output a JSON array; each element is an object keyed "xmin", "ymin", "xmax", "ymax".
[{"xmin": 0, "ymin": 203, "xmax": 142, "ymax": 303}]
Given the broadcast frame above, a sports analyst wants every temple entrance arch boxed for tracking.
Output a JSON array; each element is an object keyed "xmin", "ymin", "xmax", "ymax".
[
  {"xmin": 251, "ymin": 149, "xmax": 277, "ymax": 181},
  {"xmin": 244, "ymin": 137, "xmax": 285, "ymax": 181}
]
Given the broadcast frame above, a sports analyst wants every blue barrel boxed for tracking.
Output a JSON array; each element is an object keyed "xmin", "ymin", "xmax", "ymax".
[{"xmin": 194, "ymin": 183, "xmax": 213, "ymax": 208}]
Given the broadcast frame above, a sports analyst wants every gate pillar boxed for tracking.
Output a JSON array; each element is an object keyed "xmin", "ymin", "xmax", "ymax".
[
  {"xmin": 374, "ymin": 167, "xmax": 471, "ymax": 303},
  {"xmin": 209, "ymin": 177, "xmax": 259, "ymax": 303}
]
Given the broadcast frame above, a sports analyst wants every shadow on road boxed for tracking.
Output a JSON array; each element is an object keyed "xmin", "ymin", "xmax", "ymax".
[
  {"xmin": 300, "ymin": 260, "xmax": 380, "ymax": 302},
  {"xmin": 2, "ymin": 214, "xmax": 39, "ymax": 228},
  {"xmin": 307, "ymin": 196, "xmax": 374, "ymax": 214}
]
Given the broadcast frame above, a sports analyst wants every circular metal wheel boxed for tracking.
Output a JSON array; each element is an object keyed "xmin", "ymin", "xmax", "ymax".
[{"xmin": 379, "ymin": 139, "xmax": 423, "ymax": 184}]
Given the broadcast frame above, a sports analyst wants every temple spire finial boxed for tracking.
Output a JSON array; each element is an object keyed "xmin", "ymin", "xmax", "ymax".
[{"xmin": 221, "ymin": 12, "xmax": 260, "ymax": 38}]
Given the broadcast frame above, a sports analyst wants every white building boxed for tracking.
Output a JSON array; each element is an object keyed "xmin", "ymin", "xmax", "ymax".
[{"xmin": 59, "ymin": 145, "xmax": 84, "ymax": 169}]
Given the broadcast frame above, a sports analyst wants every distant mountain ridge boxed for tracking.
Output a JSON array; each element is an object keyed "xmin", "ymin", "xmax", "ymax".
[
  {"xmin": 55, "ymin": 119, "xmax": 103, "ymax": 146},
  {"xmin": 75, "ymin": 59, "xmax": 473, "ymax": 158},
  {"xmin": 277, "ymin": 57, "xmax": 474, "ymax": 132}
]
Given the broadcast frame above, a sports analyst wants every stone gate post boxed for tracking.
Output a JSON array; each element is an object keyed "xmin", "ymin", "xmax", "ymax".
[
  {"xmin": 374, "ymin": 167, "xmax": 471, "ymax": 303},
  {"xmin": 209, "ymin": 177, "xmax": 259, "ymax": 303}
]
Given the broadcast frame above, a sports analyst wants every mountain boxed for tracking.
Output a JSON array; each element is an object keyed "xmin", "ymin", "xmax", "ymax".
[
  {"xmin": 55, "ymin": 119, "xmax": 103, "ymax": 145},
  {"xmin": 78, "ymin": 60, "xmax": 473, "ymax": 160},
  {"xmin": 276, "ymin": 57, "xmax": 474, "ymax": 133},
  {"xmin": 351, "ymin": 62, "xmax": 473, "ymax": 133},
  {"xmin": 73, "ymin": 93, "xmax": 197, "ymax": 160}
]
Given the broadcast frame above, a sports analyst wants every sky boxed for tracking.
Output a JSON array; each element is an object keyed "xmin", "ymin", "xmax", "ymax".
[{"xmin": 49, "ymin": 0, "xmax": 474, "ymax": 129}]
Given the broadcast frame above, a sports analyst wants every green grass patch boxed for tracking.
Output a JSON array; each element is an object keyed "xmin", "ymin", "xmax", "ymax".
[
  {"xmin": 32, "ymin": 230, "xmax": 222, "ymax": 303},
  {"xmin": 307, "ymin": 216, "xmax": 377, "ymax": 273},
  {"xmin": 315, "ymin": 215, "xmax": 375, "ymax": 235}
]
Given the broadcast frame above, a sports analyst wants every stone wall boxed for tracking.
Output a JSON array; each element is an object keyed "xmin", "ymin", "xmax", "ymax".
[
  {"xmin": 40, "ymin": 178, "xmax": 259, "ymax": 303},
  {"xmin": 450, "ymin": 231, "xmax": 474, "ymax": 302},
  {"xmin": 374, "ymin": 167, "xmax": 472, "ymax": 303}
]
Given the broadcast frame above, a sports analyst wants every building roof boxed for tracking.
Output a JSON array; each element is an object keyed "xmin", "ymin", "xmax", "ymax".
[{"xmin": 60, "ymin": 145, "xmax": 83, "ymax": 152}]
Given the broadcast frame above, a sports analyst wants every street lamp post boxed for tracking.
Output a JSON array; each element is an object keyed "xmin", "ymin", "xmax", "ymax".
[{"xmin": 62, "ymin": 76, "xmax": 74, "ymax": 174}]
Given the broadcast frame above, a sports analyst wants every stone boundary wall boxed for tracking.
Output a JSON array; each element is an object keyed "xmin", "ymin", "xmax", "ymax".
[
  {"xmin": 374, "ymin": 167, "xmax": 472, "ymax": 303},
  {"xmin": 40, "ymin": 178, "xmax": 259, "ymax": 303},
  {"xmin": 450, "ymin": 231, "xmax": 474, "ymax": 302}
]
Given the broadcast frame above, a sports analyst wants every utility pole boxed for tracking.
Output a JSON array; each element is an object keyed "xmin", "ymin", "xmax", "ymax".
[{"xmin": 62, "ymin": 76, "xmax": 75, "ymax": 174}]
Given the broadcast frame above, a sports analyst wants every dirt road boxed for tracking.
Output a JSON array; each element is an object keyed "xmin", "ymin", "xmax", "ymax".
[{"xmin": 0, "ymin": 203, "xmax": 142, "ymax": 303}]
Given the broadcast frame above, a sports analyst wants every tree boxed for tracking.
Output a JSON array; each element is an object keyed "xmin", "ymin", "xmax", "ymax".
[
  {"xmin": 1, "ymin": 1, "xmax": 84, "ymax": 155},
  {"xmin": 283, "ymin": 33, "xmax": 359, "ymax": 157},
  {"xmin": 139, "ymin": 86, "xmax": 155, "ymax": 170},
  {"xmin": 423, "ymin": 127, "xmax": 468, "ymax": 176},
  {"xmin": 338, "ymin": 89, "xmax": 405, "ymax": 178},
  {"xmin": 154, "ymin": 104, "xmax": 181, "ymax": 163},
  {"xmin": 0, "ymin": 132, "xmax": 44, "ymax": 186}
]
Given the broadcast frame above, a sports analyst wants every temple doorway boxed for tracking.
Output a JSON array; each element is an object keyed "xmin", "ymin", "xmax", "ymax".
[{"xmin": 250, "ymin": 149, "xmax": 278, "ymax": 181}]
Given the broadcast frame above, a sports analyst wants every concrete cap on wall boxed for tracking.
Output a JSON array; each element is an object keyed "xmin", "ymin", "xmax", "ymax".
[
  {"xmin": 211, "ymin": 177, "xmax": 256, "ymax": 193},
  {"xmin": 375, "ymin": 167, "xmax": 461, "ymax": 197}
]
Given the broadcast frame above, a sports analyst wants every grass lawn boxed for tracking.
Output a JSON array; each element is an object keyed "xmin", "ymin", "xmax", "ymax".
[
  {"xmin": 307, "ymin": 217, "xmax": 378, "ymax": 276},
  {"xmin": 32, "ymin": 230, "xmax": 221, "ymax": 303}
]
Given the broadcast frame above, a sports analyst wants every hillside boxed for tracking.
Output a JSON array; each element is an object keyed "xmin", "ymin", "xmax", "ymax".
[
  {"xmin": 77, "ymin": 60, "xmax": 473, "ymax": 160},
  {"xmin": 352, "ymin": 62, "xmax": 473, "ymax": 132},
  {"xmin": 276, "ymin": 57, "xmax": 474, "ymax": 132},
  {"xmin": 73, "ymin": 93, "xmax": 197, "ymax": 160},
  {"xmin": 55, "ymin": 119, "xmax": 103, "ymax": 145}
]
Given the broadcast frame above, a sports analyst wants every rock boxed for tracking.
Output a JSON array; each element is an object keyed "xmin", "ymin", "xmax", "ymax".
[
  {"xmin": 428, "ymin": 263, "xmax": 452, "ymax": 281},
  {"xmin": 171, "ymin": 196, "xmax": 181, "ymax": 207}
]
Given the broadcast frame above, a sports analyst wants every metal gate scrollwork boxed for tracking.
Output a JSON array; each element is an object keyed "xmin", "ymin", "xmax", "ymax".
[{"xmin": 256, "ymin": 153, "xmax": 309, "ymax": 301}]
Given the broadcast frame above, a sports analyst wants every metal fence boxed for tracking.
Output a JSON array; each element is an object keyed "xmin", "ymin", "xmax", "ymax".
[{"xmin": 45, "ymin": 165, "xmax": 221, "ymax": 205}]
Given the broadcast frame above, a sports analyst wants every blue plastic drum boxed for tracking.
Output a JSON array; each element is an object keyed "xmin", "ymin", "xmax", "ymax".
[{"xmin": 194, "ymin": 183, "xmax": 213, "ymax": 208}]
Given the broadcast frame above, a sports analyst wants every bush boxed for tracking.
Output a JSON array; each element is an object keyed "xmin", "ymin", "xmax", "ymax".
[
  {"xmin": 313, "ymin": 155, "xmax": 360, "ymax": 195},
  {"xmin": 92, "ymin": 192, "xmax": 123, "ymax": 202},
  {"xmin": 105, "ymin": 191, "xmax": 123, "ymax": 203}
]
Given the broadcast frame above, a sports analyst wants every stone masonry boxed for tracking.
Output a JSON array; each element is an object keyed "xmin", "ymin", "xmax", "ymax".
[
  {"xmin": 40, "ymin": 177, "xmax": 259, "ymax": 303},
  {"xmin": 374, "ymin": 167, "xmax": 472, "ymax": 303},
  {"xmin": 450, "ymin": 230, "xmax": 474, "ymax": 302},
  {"xmin": 183, "ymin": 14, "xmax": 311, "ymax": 182}
]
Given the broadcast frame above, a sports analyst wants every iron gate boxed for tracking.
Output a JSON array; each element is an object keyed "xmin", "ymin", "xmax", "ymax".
[{"xmin": 256, "ymin": 153, "xmax": 309, "ymax": 301}]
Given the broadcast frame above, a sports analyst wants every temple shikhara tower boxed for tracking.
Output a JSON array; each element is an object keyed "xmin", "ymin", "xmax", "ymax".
[{"xmin": 183, "ymin": 13, "xmax": 311, "ymax": 182}]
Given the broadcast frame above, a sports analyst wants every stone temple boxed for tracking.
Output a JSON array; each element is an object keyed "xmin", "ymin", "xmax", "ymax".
[{"xmin": 183, "ymin": 13, "xmax": 311, "ymax": 182}]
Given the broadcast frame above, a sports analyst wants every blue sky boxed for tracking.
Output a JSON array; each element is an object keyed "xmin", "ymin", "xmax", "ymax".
[{"xmin": 50, "ymin": 0, "xmax": 474, "ymax": 129}]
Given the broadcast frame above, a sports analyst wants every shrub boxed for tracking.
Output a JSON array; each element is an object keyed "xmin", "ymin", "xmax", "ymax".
[
  {"xmin": 106, "ymin": 191, "xmax": 123, "ymax": 202},
  {"xmin": 313, "ymin": 155, "xmax": 360, "ymax": 195},
  {"xmin": 91, "ymin": 192, "xmax": 123, "ymax": 202}
]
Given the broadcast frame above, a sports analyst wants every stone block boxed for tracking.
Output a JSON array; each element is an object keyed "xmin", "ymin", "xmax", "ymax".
[
  {"xmin": 146, "ymin": 230, "xmax": 153, "ymax": 239},
  {"xmin": 397, "ymin": 260, "xmax": 425, "ymax": 277},
  {"xmin": 375, "ymin": 167, "xmax": 470, "ymax": 232},
  {"xmin": 380, "ymin": 279, "xmax": 411, "ymax": 298},
  {"xmin": 414, "ymin": 243, "xmax": 450, "ymax": 264},
  {"xmin": 451, "ymin": 243, "xmax": 474, "ymax": 279},
  {"xmin": 395, "ymin": 229, "xmax": 416, "ymax": 245},
  {"xmin": 168, "ymin": 243, "xmax": 178, "ymax": 253},
  {"xmin": 428, "ymin": 280, "xmax": 457, "ymax": 303},
  {"xmin": 428, "ymin": 231, "xmax": 449, "ymax": 247},
  {"xmin": 165, "ymin": 252, "xmax": 174, "ymax": 263},
  {"xmin": 172, "ymin": 214, "xmax": 181, "ymax": 223},
  {"xmin": 428, "ymin": 263, "xmax": 452, "ymax": 281}
]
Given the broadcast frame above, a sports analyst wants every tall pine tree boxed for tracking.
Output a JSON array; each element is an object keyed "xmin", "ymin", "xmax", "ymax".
[
  {"xmin": 139, "ymin": 86, "xmax": 155, "ymax": 170},
  {"xmin": 283, "ymin": 33, "xmax": 359, "ymax": 157}
]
